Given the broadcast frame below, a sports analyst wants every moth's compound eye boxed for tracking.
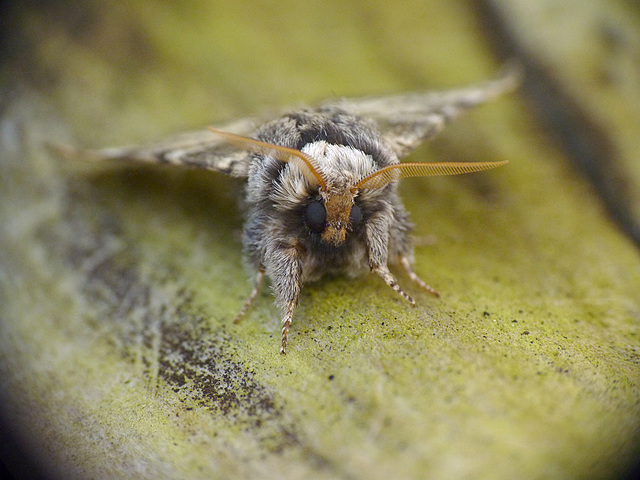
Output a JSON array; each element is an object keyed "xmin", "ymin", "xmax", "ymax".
[
  {"xmin": 349, "ymin": 204, "xmax": 362, "ymax": 228},
  {"xmin": 305, "ymin": 200, "xmax": 326, "ymax": 233}
]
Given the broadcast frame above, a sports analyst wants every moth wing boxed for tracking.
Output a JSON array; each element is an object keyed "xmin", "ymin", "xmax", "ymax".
[
  {"xmin": 50, "ymin": 116, "xmax": 267, "ymax": 178},
  {"xmin": 326, "ymin": 64, "xmax": 521, "ymax": 159}
]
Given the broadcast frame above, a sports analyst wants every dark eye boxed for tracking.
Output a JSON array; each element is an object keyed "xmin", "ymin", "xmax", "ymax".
[
  {"xmin": 349, "ymin": 204, "xmax": 362, "ymax": 228},
  {"xmin": 305, "ymin": 200, "xmax": 326, "ymax": 233}
]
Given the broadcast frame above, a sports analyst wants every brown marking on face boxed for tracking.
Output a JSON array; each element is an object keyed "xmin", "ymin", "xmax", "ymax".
[{"xmin": 320, "ymin": 188, "xmax": 355, "ymax": 246}]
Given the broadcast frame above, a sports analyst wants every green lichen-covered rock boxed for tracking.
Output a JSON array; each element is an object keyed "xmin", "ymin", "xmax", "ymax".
[{"xmin": 1, "ymin": 1, "xmax": 639, "ymax": 479}]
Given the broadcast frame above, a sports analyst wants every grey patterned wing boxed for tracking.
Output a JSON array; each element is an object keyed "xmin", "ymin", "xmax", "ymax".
[
  {"xmin": 328, "ymin": 64, "xmax": 521, "ymax": 159},
  {"xmin": 51, "ymin": 116, "xmax": 264, "ymax": 178}
]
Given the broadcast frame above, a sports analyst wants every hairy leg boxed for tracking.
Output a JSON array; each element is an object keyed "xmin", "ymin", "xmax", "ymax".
[{"xmin": 266, "ymin": 243, "xmax": 303, "ymax": 355}]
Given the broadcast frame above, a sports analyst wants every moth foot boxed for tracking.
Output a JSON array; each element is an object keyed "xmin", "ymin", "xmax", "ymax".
[
  {"xmin": 234, "ymin": 268, "xmax": 265, "ymax": 323},
  {"xmin": 400, "ymin": 256, "xmax": 440, "ymax": 298},
  {"xmin": 373, "ymin": 265, "xmax": 415, "ymax": 305},
  {"xmin": 280, "ymin": 301, "xmax": 296, "ymax": 355}
]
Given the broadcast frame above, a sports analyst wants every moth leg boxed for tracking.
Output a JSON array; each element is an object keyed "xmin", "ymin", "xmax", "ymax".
[
  {"xmin": 234, "ymin": 267, "xmax": 266, "ymax": 323},
  {"xmin": 365, "ymin": 206, "xmax": 416, "ymax": 306},
  {"xmin": 266, "ymin": 243, "xmax": 303, "ymax": 355},
  {"xmin": 280, "ymin": 301, "xmax": 296, "ymax": 355},
  {"xmin": 400, "ymin": 256, "xmax": 440, "ymax": 298},
  {"xmin": 372, "ymin": 264, "xmax": 415, "ymax": 306}
]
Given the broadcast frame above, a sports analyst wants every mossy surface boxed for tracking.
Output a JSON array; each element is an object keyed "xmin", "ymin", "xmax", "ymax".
[{"xmin": 1, "ymin": 1, "xmax": 639, "ymax": 479}]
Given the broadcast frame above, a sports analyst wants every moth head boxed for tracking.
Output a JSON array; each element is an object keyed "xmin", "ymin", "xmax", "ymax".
[
  {"xmin": 305, "ymin": 186, "xmax": 361, "ymax": 245},
  {"xmin": 209, "ymin": 127, "xmax": 507, "ymax": 246},
  {"xmin": 208, "ymin": 127, "xmax": 357, "ymax": 245}
]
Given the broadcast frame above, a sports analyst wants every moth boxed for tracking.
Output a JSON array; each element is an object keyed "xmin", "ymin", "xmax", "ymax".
[{"xmin": 56, "ymin": 66, "xmax": 519, "ymax": 354}]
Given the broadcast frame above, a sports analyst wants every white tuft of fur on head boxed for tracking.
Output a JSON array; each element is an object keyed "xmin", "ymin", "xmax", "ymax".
[
  {"xmin": 271, "ymin": 141, "xmax": 379, "ymax": 211},
  {"xmin": 302, "ymin": 141, "xmax": 377, "ymax": 189}
]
